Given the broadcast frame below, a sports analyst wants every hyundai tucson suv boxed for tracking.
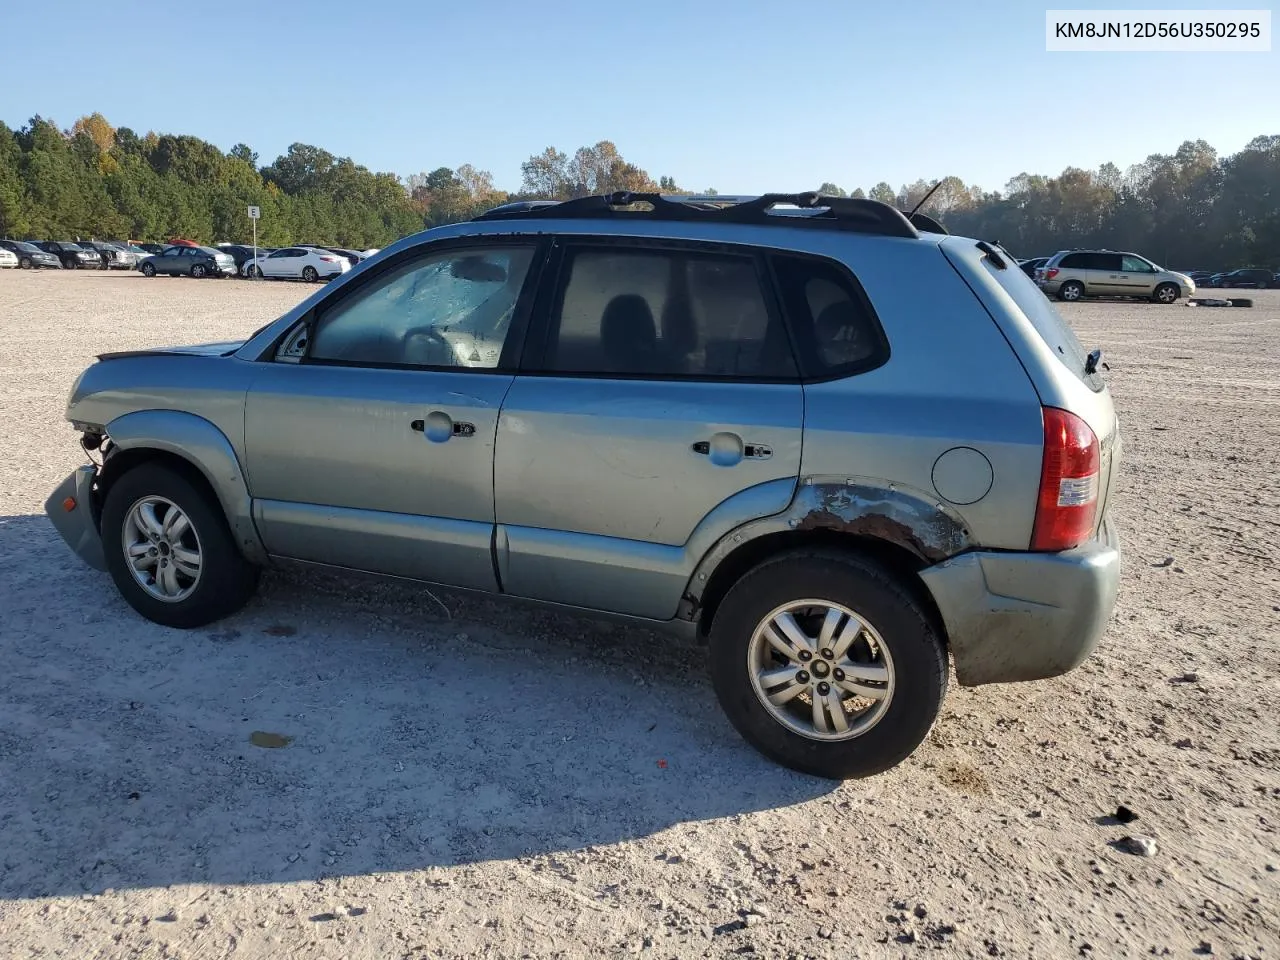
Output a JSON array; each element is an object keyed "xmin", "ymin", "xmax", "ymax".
[
  {"xmin": 44, "ymin": 192, "xmax": 1122, "ymax": 779},
  {"xmin": 1035, "ymin": 249, "xmax": 1194, "ymax": 303}
]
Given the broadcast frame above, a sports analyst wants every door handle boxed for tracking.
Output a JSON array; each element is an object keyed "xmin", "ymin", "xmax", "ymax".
[
  {"xmin": 691, "ymin": 434, "xmax": 772, "ymax": 465},
  {"xmin": 411, "ymin": 412, "xmax": 475, "ymax": 443}
]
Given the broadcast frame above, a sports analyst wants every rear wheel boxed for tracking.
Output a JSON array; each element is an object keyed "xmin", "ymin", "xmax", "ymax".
[
  {"xmin": 302, "ymin": 265, "xmax": 318, "ymax": 282},
  {"xmin": 19, "ymin": 256, "xmax": 32, "ymax": 269},
  {"xmin": 141, "ymin": 262, "xmax": 156, "ymax": 277},
  {"xmin": 190, "ymin": 263, "xmax": 207, "ymax": 279},
  {"xmin": 1153, "ymin": 282, "xmax": 1180, "ymax": 304},
  {"xmin": 1057, "ymin": 280, "xmax": 1085, "ymax": 302},
  {"xmin": 100, "ymin": 463, "xmax": 259, "ymax": 628},
  {"xmin": 708, "ymin": 552, "xmax": 947, "ymax": 779}
]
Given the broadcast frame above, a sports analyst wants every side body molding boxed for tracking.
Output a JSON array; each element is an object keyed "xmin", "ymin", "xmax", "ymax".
[{"xmin": 104, "ymin": 409, "xmax": 267, "ymax": 563}]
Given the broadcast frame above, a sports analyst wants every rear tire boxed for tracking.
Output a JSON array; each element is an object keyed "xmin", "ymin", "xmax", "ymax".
[
  {"xmin": 1153, "ymin": 282, "xmax": 1180, "ymax": 304},
  {"xmin": 302, "ymin": 265, "xmax": 318, "ymax": 282},
  {"xmin": 19, "ymin": 257, "xmax": 32, "ymax": 269},
  {"xmin": 100, "ymin": 463, "xmax": 260, "ymax": 629},
  {"xmin": 1057, "ymin": 280, "xmax": 1085, "ymax": 302},
  {"xmin": 141, "ymin": 262, "xmax": 156, "ymax": 277},
  {"xmin": 708, "ymin": 551, "xmax": 947, "ymax": 779}
]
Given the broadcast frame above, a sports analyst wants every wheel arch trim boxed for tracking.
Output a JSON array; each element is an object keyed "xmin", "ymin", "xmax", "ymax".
[{"xmin": 101, "ymin": 409, "xmax": 267, "ymax": 563}]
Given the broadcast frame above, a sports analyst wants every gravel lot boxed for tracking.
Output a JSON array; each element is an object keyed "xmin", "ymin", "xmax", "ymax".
[{"xmin": 1, "ymin": 270, "xmax": 1277, "ymax": 959}]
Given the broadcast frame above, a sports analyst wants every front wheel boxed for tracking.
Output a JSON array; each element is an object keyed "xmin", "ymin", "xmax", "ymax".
[
  {"xmin": 190, "ymin": 263, "xmax": 207, "ymax": 279},
  {"xmin": 1057, "ymin": 280, "xmax": 1085, "ymax": 302},
  {"xmin": 247, "ymin": 265, "xmax": 263, "ymax": 279},
  {"xmin": 141, "ymin": 262, "xmax": 156, "ymax": 277},
  {"xmin": 708, "ymin": 552, "xmax": 947, "ymax": 779},
  {"xmin": 100, "ymin": 463, "xmax": 260, "ymax": 628},
  {"xmin": 302, "ymin": 265, "xmax": 318, "ymax": 282},
  {"xmin": 19, "ymin": 257, "xmax": 32, "ymax": 269},
  {"xmin": 1153, "ymin": 282, "xmax": 1180, "ymax": 304}
]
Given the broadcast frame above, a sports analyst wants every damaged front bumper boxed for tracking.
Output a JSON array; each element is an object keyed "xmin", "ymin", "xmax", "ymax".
[
  {"xmin": 44, "ymin": 465, "xmax": 106, "ymax": 571},
  {"xmin": 919, "ymin": 519, "xmax": 1120, "ymax": 686}
]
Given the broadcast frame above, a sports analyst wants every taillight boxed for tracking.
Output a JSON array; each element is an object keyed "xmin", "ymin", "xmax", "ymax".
[
  {"xmin": 1031, "ymin": 407, "xmax": 1099, "ymax": 551},
  {"xmin": 319, "ymin": 255, "xmax": 338, "ymax": 262},
  {"xmin": 1043, "ymin": 268, "xmax": 1060, "ymax": 280}
]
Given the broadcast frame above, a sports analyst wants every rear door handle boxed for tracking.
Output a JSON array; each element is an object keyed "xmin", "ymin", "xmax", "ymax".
[
  {"xmin": 691, "ymin": 436, "xmax": 772, "ymax": 462},
  {"xmin": 411, "ymin": 412, "xmax": 475, "ymax": 442}
]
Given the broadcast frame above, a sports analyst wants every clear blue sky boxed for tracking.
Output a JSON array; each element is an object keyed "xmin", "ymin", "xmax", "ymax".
[{"xmin": 2, "ymin": 0, "xmax": 1275, "ymax": 194}]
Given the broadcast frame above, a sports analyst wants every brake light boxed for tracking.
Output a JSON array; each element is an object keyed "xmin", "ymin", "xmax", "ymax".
[
  {"xmin": 1031, "ymin": 407, "xmax": 1099, "ymax": 551},
  {"xmin": 1043, "ymin": 268, "xmax": 1060, "ymax": 280},
  {"xmin": 318, "ymin": 255, "xmax": 338, "ymax": 262}
]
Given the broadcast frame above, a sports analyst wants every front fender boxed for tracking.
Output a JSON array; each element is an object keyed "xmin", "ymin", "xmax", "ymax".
[
  {"xmin": 104, "ymin": 409, "xmax": 266, "ymax": 563},
  {"xmin": 680, "ymin": 476, "xmax": 973, "ymax": 616}
]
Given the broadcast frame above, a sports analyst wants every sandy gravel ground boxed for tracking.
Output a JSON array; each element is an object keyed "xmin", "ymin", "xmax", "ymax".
[{"xmin": 0, "ymin": 270, "xmax": 1276, "ymax": 960}]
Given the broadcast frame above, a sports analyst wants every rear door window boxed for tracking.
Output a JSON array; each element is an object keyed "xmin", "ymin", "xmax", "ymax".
[{"xmin": 769, "ymin": 254, "xmax": 888, "ymax": 379}]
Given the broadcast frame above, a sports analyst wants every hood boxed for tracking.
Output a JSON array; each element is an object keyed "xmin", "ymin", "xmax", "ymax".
[{"xmin": 97, "ymin": 340, "xmax": 245, "ymax": 361}]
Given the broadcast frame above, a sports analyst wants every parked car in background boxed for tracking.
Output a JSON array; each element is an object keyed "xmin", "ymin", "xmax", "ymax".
[
  {"xmin": 0, "ymin": 247, "xmax": 16, "ymax": 268},
  {"xmin": 1018, "ymin": 256, "xmax": 1049, "ymax": 279},
  {"xmin": 216, "ymin": 244, "xmax": 274, "ymax": 273},
  {"xmin": 35, "ymin": 241, "xmax": 101, "ymax": 270},
  {"xmin": 1216, "ymin": 268, "xmax": 1274, "ymax": 289},
  {"xmin": 44, "ymin": 192, "xmax": 1123, "ymax": 779},
  {"xmin": 167, "ymin": 237, "xmax": 200, "ymax": 248},
  {"xmin": 79, "ymin": 241, "xmax": 139, "ymax": 270},
  {"xmin": 242, "ymin": 246, "xmax": 351, "ymax": 281},
  {"xmin": 133, "ymin": 242, "xmax": 167, "ymax": 255},
  {"xmin": 1036, "ymin": 249, "xmax": 1194, "ymax": 303},
  {"xmin": 1182, "ymin": 270, "xmax": 1214, "ymax": 284},
  {"xmin": 139, "ymin": 245, "xmax": 238, "ymax": 278},
  {"xmin": 0, "ymin": 239, "xmax": 62, "ymax": 269}
]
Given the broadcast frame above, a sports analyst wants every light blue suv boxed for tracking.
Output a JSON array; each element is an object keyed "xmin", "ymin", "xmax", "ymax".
[{"xmin": 45, "ymin": 193, "xmax": 1121, "ymax": 778}]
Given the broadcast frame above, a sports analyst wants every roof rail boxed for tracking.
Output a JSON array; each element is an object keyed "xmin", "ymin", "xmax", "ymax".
[{"xmin": 473, "ymin": 192, "xmax": 920, "ymax": 239}]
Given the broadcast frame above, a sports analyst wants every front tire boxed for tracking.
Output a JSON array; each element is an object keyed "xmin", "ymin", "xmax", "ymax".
[
  {"xmin": 302, "ymin": 265, "xmax": 318, "ymax": 282},
  {"xmin": 141, "ymin": 262, "xmax": 156, "ymax": 277},
  {"xmin": 1057, "ymin": 280, "xmax": 1085, "ymax": 302},
  {"xmin": 708, "ymin": 552, "xmax": 947, "ymax": 779},
  {"xmin": 100, "ymin": 463, "xmax": 260, "ymax": 628},
  {"xmin": 247, "ymin": 265, "xmax": 263, "ymax": 279},
  {"xmin": 19, "ymin": 257, "xmax": 32, "ymax": 269},
  {"xmin": 1153, "ymin": 282, "xmax": 1180, "ymax": 304},
  {"xmin": 191, "ymin": 263, "xmax": 207, "ymax": 279}
]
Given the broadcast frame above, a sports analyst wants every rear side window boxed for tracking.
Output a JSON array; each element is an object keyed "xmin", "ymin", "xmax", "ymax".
[
  {"xmin": 1058, "ymin": 253, "xmax": 1087, "ymax": 268},
  {"xmin": 991, "ymin": 246, "xmax": 1097, "ymax": 389},
  {"xmin": 769, "ymin": 254, "xmax": 888, "ymax": 379},
  {"xmin": 543, "ymin": 246, "xmax": 798, "ymax": 379}
]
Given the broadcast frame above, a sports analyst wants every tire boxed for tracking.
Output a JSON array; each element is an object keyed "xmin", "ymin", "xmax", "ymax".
[
  {"xmin": 19, "ymin": 257, "xmax": 32, "ymax": 269},
  {"xmin": 247, "ymin": 265, "xmax": 263, "ymax": 279},
  {"xmin": 190, "ymin": 263, "xmax": 207, "ymax": 279},
  {"xmin": 1057, "ymin": 280, "xmax": 1085, "ymax": 302},
  {"xmin": 141, "ymin": 262, "xmax": 156, "ymax": 277},
  {"xmin": 1153, "ymin": 282, "xmax": 1180, "ymax": 304},
  {"xmin": 708, "ymin": 551, "xmax": 947, "ymax": 779},
  {"xmin": 302, "ymin": 265, "xmax": 318, "ymax": 282},
  {"xmin": 100, "ymin": 463, "xmax": 260, "ymax": 629}
]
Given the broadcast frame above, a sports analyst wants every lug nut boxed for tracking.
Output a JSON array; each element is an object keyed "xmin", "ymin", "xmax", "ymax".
[
  {"xmin": 796, "ymin": 671, "xmax": 809, "ymax": 684},
  {"xmin": 833, "ymin": 669, "xmax": 845, "ymax": 681},
  {"xmin": 821, "ymin": 648, "xmax": 834, "ymax": 659},
  {"xmin": 817, "ymin": 682, "xmax": 830, "ymax": 696},
  {"xmin": 798, "ymin": 650, "xmax": 812, "ymax": 662}
]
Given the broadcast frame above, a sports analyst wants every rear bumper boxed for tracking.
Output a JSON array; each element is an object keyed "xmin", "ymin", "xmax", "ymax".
[
  {"xmin": 44, "ymin": 466, "xmax": 106, "ymax": 571},
  {"xmin": 919, "ymin": 520, "xmax": 1120, "ymax": 686}
]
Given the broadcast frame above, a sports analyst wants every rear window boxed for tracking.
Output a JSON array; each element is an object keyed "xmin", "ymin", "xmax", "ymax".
[{"xmin": 993, "ymin": 245, "xmax": 1099, "ymax": 389}]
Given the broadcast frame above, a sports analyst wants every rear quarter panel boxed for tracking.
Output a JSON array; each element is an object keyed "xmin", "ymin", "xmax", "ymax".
[{"xmin": 802, "ymin": 241, "xmax": 1045, "ymax": 550}]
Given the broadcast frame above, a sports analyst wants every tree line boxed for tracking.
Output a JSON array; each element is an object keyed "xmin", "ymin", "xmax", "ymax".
[{"xmin": 1, "ymin": 113, "xmax": 1276, "ymax": 268}]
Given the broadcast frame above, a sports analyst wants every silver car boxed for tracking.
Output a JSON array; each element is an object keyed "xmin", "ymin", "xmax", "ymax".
[
  {"xmin": 1036, "ymin": 249, "xmax": 1195, "ymax": 303},
  {"xmin": 45, "ymin": 193, "xmax": 1122, "ymax": 779}
]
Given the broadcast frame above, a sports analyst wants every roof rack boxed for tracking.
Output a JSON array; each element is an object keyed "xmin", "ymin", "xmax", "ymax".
[{"xmin": 473, "ymin": 192, "xmax": 920, "ymax": 239}]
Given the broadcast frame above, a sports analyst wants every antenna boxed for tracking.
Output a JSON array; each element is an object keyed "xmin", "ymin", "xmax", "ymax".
[{"xmin": 909, "ymin": 180, "xmax": 943, "ymax": 217}]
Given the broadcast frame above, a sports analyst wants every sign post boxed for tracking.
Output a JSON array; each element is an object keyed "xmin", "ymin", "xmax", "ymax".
[{"xmin": 247, "ymin": 205, "xmax": 261, "ymax": 279}]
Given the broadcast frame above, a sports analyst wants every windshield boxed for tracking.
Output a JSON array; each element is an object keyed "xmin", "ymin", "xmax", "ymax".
[
  {"xmin": 13, "ymin": 241, "xmax": 40, "ymax": 252},
  {"xmin": 59, "ymin": 243, "xmax": 85, "ymax": 251}
]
